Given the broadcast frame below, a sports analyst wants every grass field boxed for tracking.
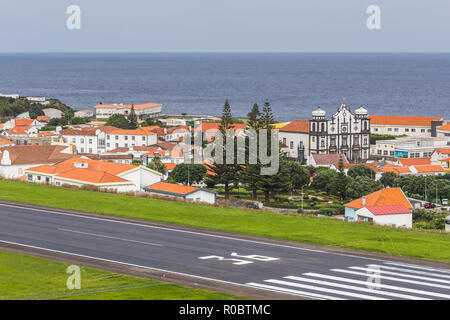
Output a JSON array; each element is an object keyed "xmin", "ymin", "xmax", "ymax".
[
  {"xmin": 0, "ymin": 180, "xmax": 449, "ymax": 263},
  {"xmin": 0, "ymin": 250, "xmax": 243, "ymax": 300}
]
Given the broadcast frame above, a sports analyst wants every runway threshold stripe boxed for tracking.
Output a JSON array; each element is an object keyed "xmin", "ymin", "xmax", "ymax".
[
  {"xmin": 350, "ymin": 266, "xmax": 450, "ymax": 285},
  {"xmin": 284, "ymin": 276, "xmax": 427, "ymax": 300},
  {"xmin": 246, "ymin": 282, "xmax": 345, "ymax": 300},
  {"xmin": 332, "ymin": 269, "xmax": 450, "ymax": 290},
  {"xmin": 264, "ymin": 279, "xmax": 388, "ymax": 300},
  {"xmin": 58, "ymin": 228, "xmax": 164, "ymax": 247},
  {"xmin": 308, "ymin": 272, "xmax": 450, "ymax": 299},
  {"xmin": 369, "ymin": 264, "xmax": 450, "ymax": 279},
  {"xmin": 384, "ymin": 262, "xmax": 450, "ymax": 274}
]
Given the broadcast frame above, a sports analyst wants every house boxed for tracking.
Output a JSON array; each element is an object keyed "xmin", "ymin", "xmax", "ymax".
[
  {"xmin": 194, "ymin": 122, "xmax": 248, "ymax": 141},
  {"xmin": 278, "ymin": 120, "xmax": 310, "ymax": 162},
  {"xmin": 309, "ymin": 102, "xmax": 371, "ymax": 162},
  {"xmin": 408, "ymin": 165, "xmax": 446, "ymax": 176},
  {"xmin": 143, "ymin": 149, "xmax": 184, "ymax": 166},
  {"xmin": 344, "ymin": 187, "xmax": 413, "ymax": 228},
  {"xmin": 440, "ymin": 158, "xmax": 450, "ymax": 171},
  {"xmin": 74, "ymin": 109, "xmax": 94, "ymax": 118},
  {"xmin": 105, "ymin": 129, "xmax": 158, "ymax": 152},
  {"xmin": 25, "ymin": 157, "xmax": 162, "ymax": 192},
  {"xmin": 95, "ymin": 102, "xmax": 162, "ymax": 120},
  {"xmin": 369, "ymin": 115, "xmax": 442, "ymax": 137},
  {"xmin": 398, "ymin": 158, "xmax": 431, "ymax": 167},
  {"xmin": 144, "ymin": 181, "xmax": 216, "ymax": 204},
  {"xmin": 2, "ymin": 118, "xmax": 45, "ymax": 131},
  {"xmin": 60, "ymin": 126, "xmax": 117, "ymax": 154},
  {"xmin": 431, "ymin": 148, "xmax": 450, "ymax": 164},
  {"xmin": 0, "ymin": 145, "xmax": 73, "ymax": 179},
  {"xmin": 0, "ymin": 138, "xmax": 15, "ymax": 147},
  {"xmin": 436, "ymin": 123, "xmax": 450, "ymax": 139},
  {"xmin": 308, "ymin": 153, "xmax": 349, "ymax": 168}
]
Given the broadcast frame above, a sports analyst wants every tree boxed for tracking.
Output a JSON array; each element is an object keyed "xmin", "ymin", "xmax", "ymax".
[
  {"xmin": 171, "ymin": 163, "xmax": 206, "ymax": 185},
  {"xmin": 260, "ymin": 99, "xmax": 274, "ymax": 129},
  {"xmin": 380, "ymin": 172, "xmax": 397, "ymax": 187},
  {"xmin": 311, "ymin": 168, "xmax": 339, "ymax": 194},
  {"xmin": 146, "ymin": 155, "xmax": 167, "ymax": 175},
  {"xmin": 128, "ymin": 105, "xmax": 138, "ymax": 129},
  {"xmin": 205, "ymin": 99, "xmax": 241, "ymax": 199},
  {"xmin": 106, "ymin": 114, "xmax": 130, "ymax": 129},
  {"xmin": 334, "ymin": 155, "xmax": 349, "ymax": 200},
  {"xmin": 283, "ymin": 161, "xmax": 310, "ymax": 194},
  {"xmin": 348, "ymin": 165, "xmax": 376, "ymax": 179},
  {"xmin": 29, "ymin": 104, "xmax": 44, "ymax": 119},
  {"xmin": 346, "ymin": 176, "xmax": 383, "ymax": 199},
  {"xmin": 247, "ymin": 103, "xmax": 261, "ymax": 130}
]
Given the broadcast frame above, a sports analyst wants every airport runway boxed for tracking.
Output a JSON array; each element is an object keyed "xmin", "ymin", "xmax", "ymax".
[{"xmin": 1, "ymin": 203, "xmax": 449, "ymax": 300}]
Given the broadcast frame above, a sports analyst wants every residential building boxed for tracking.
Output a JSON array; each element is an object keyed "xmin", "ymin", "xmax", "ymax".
[
  {"xmin": 408, "ymin": 165, "xmax": 446, "ymax": 176},
  {"xmin": 0, "ymin": 138, "xmax": 14, "ymax": 147},
  {"xmin": 2, "ymin": 118, "xmax": 44, "ymax": 131},
  {"xmin": 369, "ymin": 115, "xmax": 442, "ymax": 137},
  {"xmin": 105, "ymin": 129, "xmax": 157, "ymax": 152},
  {"xmin": 279, "ymin": 120, "xmax": 310, "ymax": 161},
  {"xmin": 95, "ymin": 102, "xmax": 162, "ymax": 120},
  {"xmin": 309, "ymin": 101, "xmax": 371, "ymax": 162},
  {"xmin": 0, "ymin": 145, "xmax": 73, "ymax": 179},
  {"xmin": 159, "ymin": 118, "xmax": 187, "ymax": 126},
  {"xmin": 60, "ymin": 126, "xmax": 117, "ymax": 154},
  {"xmin": 308, "ymin": 153, "xmax": 349, "ymax": 168},
  {"xmin": 144, "ymin": 181, "xmax": 217, "ymax": 204},
  {"xmin": 25, "ymin": 157, "xmax": 161, "ymax": 192},
  {"xmin": 74, "ymin": 109, "xmax": 94, "ymax": 118},
  {"xmin": 431, "ymin": 148, "xmax": 450, "ymax": 164},
  {"xmin": 344, "ymin": 187, "xmax": 413, "ymax": 228},
  {"xmin": 371, "ymin": 137, "xmax": 448, "ymax": 160},
  {"xmin": 143, "ymin": 149, "xmax": 184, "ymax": 166}
]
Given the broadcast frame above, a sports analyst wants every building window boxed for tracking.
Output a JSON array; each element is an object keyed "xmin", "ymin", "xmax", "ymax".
[
  {"xmin": 132, "ymin": 136, "xmax": 135, "ymax": 141},
  {"xmin": 290, "ymin": 141, "xmax": 293, "ymax": 149},
  {"xmin": 405, "ymin": 128, "xmax": 409, "ymax": 132},
  {"xmin": 388, "ymin": 128, "xmax": 392, "ymax": 132},
  {"xmin": 383, "ymin": 150, "xmax": 388, "ymax": 156},
  {"xmin": 89, "ymin": 139, "xmax": 93, "ymax": 144},
  {"xmin": 394, "ymin": 128, "xmax": 399, "ymax": 132},
  {"xmin": 107, "ymin": 135, "xmax": 110, "ymax": 140},
  {"xmin": 283, "ymin": 138, "xmax": 286, "ymax": 145},
  {"xmin": 377, "ymin": 150, "xmax": 382, "ymax": 155},
  {"xmin": 80, "ymin": 138, "xmax": 84, "ymax": 143},
  {"xmin": 125, "ymin": 136, "xmax": 128, "ymax": 140},
  {"xmin": 72, "ymin": 138, "xmax": 76, "ymax": 143},
  {"xmin": 142, "ymin": 136, "xmax": 146, "ymax": 141},
  {"xmin": 411, "ymin": 129, "xmax": 416, "ymax": 132},
  {"xmin": 115, "ymin": 136, "xmax": 119, "ymax": 140},
  {"xmin": 421, "ymin": 129, "xmax": 425, "ymax": 133}
]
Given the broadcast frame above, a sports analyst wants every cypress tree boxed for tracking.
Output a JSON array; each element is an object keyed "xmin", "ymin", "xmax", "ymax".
[{"xmin": 128, "ymin": 105, "xmax": 138, "ymax": 129}]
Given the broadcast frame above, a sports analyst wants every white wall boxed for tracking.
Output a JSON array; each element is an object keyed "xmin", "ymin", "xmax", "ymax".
[
  {"xmin": 356, "ymin": 207, "xmax": 412, "ymax": 228},
  {"xmin": 119, "ymin": 167, "xmax": 161, "ymax": 191},
  {"xmin": 105, "ymin": 134, "xmax": 157, "ymax": 151},
  {"xmin": 185, "ymin": 190, "xmax": 216, "ymax": 204}
]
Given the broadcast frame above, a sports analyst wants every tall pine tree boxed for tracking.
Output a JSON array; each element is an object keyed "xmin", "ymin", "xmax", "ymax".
[
  {"xmin": 205, "ymin": 99, "xmax": 240, "ymax": 199},
  {"xmin": 128, "ymin": 105, "xmax": 138, "ymax": 129}
]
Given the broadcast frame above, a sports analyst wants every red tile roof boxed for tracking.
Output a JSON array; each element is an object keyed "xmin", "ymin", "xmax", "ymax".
[
  {"xmin": 15, "ymin": 119, "xmax": 35, "ymax": 126},
  {"xmin": 369, "ymin": 115, "xmax": 441, "ymax": 126},
  {"xmin": 345, "ymin": 187, "xmax": 412, "ymax": 210},
  {"xmin": 279, "ymin": 120, "xmax": 310, "ymax": 133},
  {"xmin": 95, "ymin": 103, "xmax": 161, "ymax": 110},
  {"xmin": 145, "ymin": 181, "xmax": 198, "ymax": 195},
  {"xmin": 0, "ymin": 145, "xmax": 72, "ymax": 165},
  {"xmin": 399, "ymin": 158, "xmax": 431, "ymax": 167},
  {"xmin": 164, "ymin": 163, "xmax": 177, "ymax": 171},
  {"xmin": 194, "ymin": 122, "xmax": 247, "ymax": 133},
  {"xmin": 412, "ymin": 165, "xmax": 445, "ymax": 173},
  {"xmin": 436, "ymin": 148, "xmax": 450, "ymax": 155},
  {"xmin": 312, "ymin": 153, "xmax": 349, "ymax": 166},
  {"xmin": 437, "ymin": 123, "xmax": 450, "ymax": 132},
  {"xmin": 366, "ymin": 204, "xmax": 411, "ymax": 215},
  {"xmin": 108, "ymin": 129, "xmax": 156, "ymax": 136}
]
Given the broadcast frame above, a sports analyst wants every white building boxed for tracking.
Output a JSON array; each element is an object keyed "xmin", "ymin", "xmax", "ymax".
[
  {"xmin": 353, "ymin": 205, "xmax": 413, "ymax": 228},
  {"xmin": 431, "ymin": 148, "xmax": 450, "ymax": 164},
  {"xmin": 60, "ymin": 126, "xmax": 117, "ymax": 154},
  {"xmin": 144, "ymin": 182, "xmax": 217, "ymax": 204},
  {"xmin": 0, "ymin": 145, "xmax": 73, "ymax": 179},
  {"xmin": 95, "ymin": 103, "xmax": 162, "ymax": 120},
  {"xmin": 105, "ymin": 129, "xmax": 158, "ymax": 152},
  {"xmin": 371, "ymin": 137, "xmax": 448, "ymax": 160},
  {"xmin": 279, "ymin": 120, "xmax": 310, "ymax": 162},
  {"xmin": 25, "ymin": 157, "xmax": 162, "ymax": 193},
  {"xmin": 74, "ymin": 110, "xmax": 94, "ymax": 118},
  {"xmin": 310, "ymin": 102, "xmax": 371, "ymax": 162},
  {"xmin": 369, "ymin": 116, "xmax": 442, "ymax": 137}
]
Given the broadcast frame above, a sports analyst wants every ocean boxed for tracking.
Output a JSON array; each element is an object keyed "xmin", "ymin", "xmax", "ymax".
[{"xmin": 0, "ymin": 52, "xmax": 449, "ymax": 122}]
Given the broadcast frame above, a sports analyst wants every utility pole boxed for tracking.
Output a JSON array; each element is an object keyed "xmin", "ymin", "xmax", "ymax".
[{"xmin": 301, "ymin": 185, "xmax": 304, "ymax": 212}]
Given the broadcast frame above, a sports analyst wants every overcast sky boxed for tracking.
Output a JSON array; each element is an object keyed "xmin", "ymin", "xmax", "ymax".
[{"xmin": 1, "ymin": 0, "xmax": 450, "ymax": 52}]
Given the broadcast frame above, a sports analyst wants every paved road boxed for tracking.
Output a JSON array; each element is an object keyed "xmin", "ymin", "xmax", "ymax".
[{"xmin": 1, "ymin": 203, "xmax": 450, "ymax": 300}]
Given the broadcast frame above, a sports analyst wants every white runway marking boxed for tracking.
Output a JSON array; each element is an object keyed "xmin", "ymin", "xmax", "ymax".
[
  {"xmin": 284, "ymin": 276, "xmax": 427, "ymax": 300},
  {"xmin": 384, "ymin": 262, "xmax": 450, "ymax": 274},
  {"xmin": 58, "ymin": 228, "xmax": 164, "ymax": 247},
  {"xmin": 246, "ymin": 282, "xmax": 345, "ymax": 300}
]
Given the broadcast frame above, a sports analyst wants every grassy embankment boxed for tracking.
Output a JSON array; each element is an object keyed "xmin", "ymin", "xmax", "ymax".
[
  {"xmin": 0, "ymin": 180, "xmax": 449, "ymax": 263},
  {"xmin": 0, "ymin": 250, "xmax": 242, "ymax": 300}
]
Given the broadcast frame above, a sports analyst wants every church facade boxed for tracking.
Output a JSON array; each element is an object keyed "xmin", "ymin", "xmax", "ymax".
[{"xmin": 309, "ymin": 101, "xmax": 371, "ymax": 162}]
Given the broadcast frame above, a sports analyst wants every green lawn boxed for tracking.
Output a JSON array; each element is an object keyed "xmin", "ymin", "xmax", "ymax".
[
  {"xmin": 0, "ymin": 180, "xmax": 449, "ymax": 263},
  {"xmin": 0, "ymin": 250, "xmax": 243, "ymax": 300}
]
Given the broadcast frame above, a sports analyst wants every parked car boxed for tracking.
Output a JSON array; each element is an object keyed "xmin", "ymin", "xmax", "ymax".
[{"xmin": 424, "ymin": 202, "xmax": 436, "ymax": 209}]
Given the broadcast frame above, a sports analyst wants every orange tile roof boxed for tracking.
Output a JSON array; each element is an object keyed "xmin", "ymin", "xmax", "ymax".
[
  {"xmin": 164, "ymin": 163, "xmax": 177, "ymax": 171},
  {"xmin": 0, "ymin": 137, "xmax": 14, "ymax": 145},
  {"xmin": 108, "ymin": 129, "xmax": 155, "ymax": 136},
  {"xmin": 412, "ymin": 165, "xmax": 445, "ymax": 173},
  {"xmin": 57, "ymin": 168, "xmax": 130, "ymax": 184},
  {"xmin": 37, "ymin": 116, "xmax": 50, "ymax": 121},
  {"xmin": 95, "ymin": 103, "xmax": 161, "ymax": 110},
  {"xmin": 366, "ymin": 204, "xmax": 411, "ymax": 216},
  {"xmin": 145, "ymin": 181, "xmax": 198, "ymax": 195},
  {"xmin": 7, "ymin": 126, "xmax": 32, "ymax": 135},
  {"xmin": 15, "ymin": 119, "xmax": 35, "ymax": 126},
  {"xmin": 369, "ymin": 115, "xmax": 441, "ymax": 126},
  {"xmin": 437, "ymin": 123, "xmax": 450, "ymax": 131},
  {"xmin": 436, "ymin": 148, "xmax": 450, "ymax": 155},
  {"xmin": 279, "ymin": 120, "xmax": 310, "ymax": 133},
  {"xmin": 345, "ymin": 187, "xmax": 412, "ymax": 210},
  {"xmin": 441, "ymin": 157, "xmax": 450, "ymax": 163},
  {"xmin": 0, "ymin": 145, "xmax": 72, "ymax": 165},
  {"xmin": 393, "ymin": 167, "xmax": 412, "ymax": 174},
  {"xmin": 399, "ymin": 158, "xmax": 431, "ymax": 167},
  {"xmin": 194, "ymin": 122, "xmax": 247, "ymax": 133}
]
